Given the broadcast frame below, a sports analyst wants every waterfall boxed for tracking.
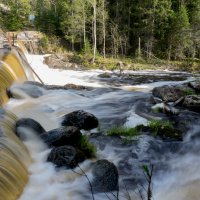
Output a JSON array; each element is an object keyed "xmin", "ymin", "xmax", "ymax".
[
  {"xmin": 0, "ymin": 43, "xmax": 34, "ymax": 200},
  {"xmin": 0, "ymin": 110, "xmax": 31, "ymax": 200}
]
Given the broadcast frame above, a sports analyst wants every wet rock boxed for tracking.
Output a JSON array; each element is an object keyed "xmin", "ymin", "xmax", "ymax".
[
  {"xmin": 7, "ymin": 83, "xmax": 44, "ymax": 98},
  {"xmin": 188, "ymin": 81, "xmax": 200, "ymax": 92},
  {"xmin": 183, "ymin": 95, "xmax": 200, "ymax": 111},
  {"xmin": 61, "ymin": 110, "xmax": 99, "ymax": 130},
  {"xmin": 41, "ymin": 126, "xmax": 82, "ymax": 147},
  {"xmin": 15, "ymin": 118, "xmax": 46, "ymax": 140},
  {"xmin": 47, "ymin": 145, "xmax": 85, "ymax": 169},
  {"xmin": 45, "ymin": 84, "xmax": 89, "ymax": 90},
  {"xmin": 91, "ymin": 159, "xmax": 119, "ymax": 193},
  {"xmin": 152, "ymin": 86, "xmax": 184, "ymax": 102},
  {"xmin": 44, "ymin": 54, "xmax": 80, "ymax": 70},
  {"xmin": 98, "ymin": 72, "xmax": 112, "ymax": 78},
  {"xmin": 63, "ymin": 84, "xmax": 88, "ymax": 90}
]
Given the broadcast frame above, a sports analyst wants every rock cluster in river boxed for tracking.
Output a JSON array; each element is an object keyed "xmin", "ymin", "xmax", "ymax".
[
  {"xmin": 152, "ymin": 81, "xmax": 200, "ymax": 111},
  {"xmin": 7, "ymin": 81, "xmax": 91, "ymax": 100},
  {"xmin": 150, "ymin": 81, "xmax": 200, "ymax": 138},
  {"xmin": 14, "ymin": 110, "xmax": 119, "ymax": 193}
]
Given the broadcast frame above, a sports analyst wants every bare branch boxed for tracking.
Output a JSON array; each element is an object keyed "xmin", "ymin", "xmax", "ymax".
[{"xmin": 77, "ymin": 164, "xmax": 95, "ymax": 200}]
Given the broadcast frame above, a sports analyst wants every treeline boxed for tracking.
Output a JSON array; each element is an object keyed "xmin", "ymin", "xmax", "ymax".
[{"xmin": 0, "ymin": 0, "xmax": 200, "ymax": 62}]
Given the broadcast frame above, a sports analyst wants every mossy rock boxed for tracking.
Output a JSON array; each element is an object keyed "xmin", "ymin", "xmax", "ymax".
[{"xmin": 148, "ymin": 120, "xmax": 182, "ymax": 140}]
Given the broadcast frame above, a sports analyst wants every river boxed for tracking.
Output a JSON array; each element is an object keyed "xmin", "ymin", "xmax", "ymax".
[{"xmin": 3, "ymin": 54, "xmax": 200, "ymax": 200}]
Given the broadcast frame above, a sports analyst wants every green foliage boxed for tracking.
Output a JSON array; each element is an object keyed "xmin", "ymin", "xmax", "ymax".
[
  {"xmin": 152, "ymin": 107, "xmax": 163, "ymax": 113},
  {"xmin": 1, "ymin": 0, "xmax": 200, "ymax": 63},
  {"xmin": 2, "ymin": 0, "xmax": 31, "ymax": 31},
  {"xmin": 148, "ymin": 119, "xmax": 181, "ymax": 139},
  {"xmin": 78, "ymin": 135, "xmax": 96, "ymax": 158},
  {"xmin": 148, "ymin": 119, "xmax": 173, "ymax": 135},
  {"xmin": 82, "ymin": 38, "xmax": 92, "ymax": 55},
  {"xmin": 107, "ymin": 126, "xmax": 139, "ymax": 137},
  {"xmin": 39, "ymin": 36, "xmax": 49, "ymax": 51},
  {"xmin": 182, "ymin": 88, "xmax": 196, "ymax": 96}
]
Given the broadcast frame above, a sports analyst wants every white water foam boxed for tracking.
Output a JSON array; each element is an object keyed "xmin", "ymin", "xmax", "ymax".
[{"xmin": 8, "ymin": 54, "xmax": 199, "ymax": 200}]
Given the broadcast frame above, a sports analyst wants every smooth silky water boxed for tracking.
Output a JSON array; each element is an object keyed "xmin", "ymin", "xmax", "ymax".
[
  {"xmin": 0, "ymin": 45, "xmax": 34, "ymax": 200},
  {"xmin": 1, "ymin": 48, "xmax": 200, "ymax": 200}
]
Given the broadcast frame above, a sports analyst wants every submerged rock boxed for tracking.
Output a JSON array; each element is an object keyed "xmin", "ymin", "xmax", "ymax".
[
  {"xmin": 47, "ymin": 145, "xmax": 85, "ymax": 169},
  {"xmin": 91, "ymin": 159, "xmax": 119, "ymax": 193},
  {"xmin": 98, "ymin": 72, "xmax": 112, "ymax": 78},
  {"xmin": 15, "ymin": 118, "xmax": 46, "ymax": 140},
  {"xmin": 61, "ymin": 110, "xmax": 99, "ymax": 130},
  {"xmin": 41, "ymin": 126, "xmax": 82, "ymax": 147},
  {"xmin": 7, "ymin": 83, "xmax": 44, "ymax": 99}
]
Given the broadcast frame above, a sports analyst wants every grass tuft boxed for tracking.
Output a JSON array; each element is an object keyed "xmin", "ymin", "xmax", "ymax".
[
  {"xmin": 107, "ymin": 126, "xmax": 139, "ymax": 137},
  {"xmin": 78, "ymin": 135, "xmax": 96, "ymax": 158},
  {"xmin": 148, "ymin": 119, "xmax": 181, "ymax": 140}
]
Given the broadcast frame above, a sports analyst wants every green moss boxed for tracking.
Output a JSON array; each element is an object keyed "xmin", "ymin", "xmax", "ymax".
[
  {"xmin": 182, "ymin": 88, "xmax": 196, "ymax": 96},
  {"xmin": 152, "ymin": 107, "xmax": 163, "ymax": 113},
  {"xmin": 107, "ymin": 126, "xmax": 139, "ymax": 137},
  {"xmin": 148, "ymin": 119, "xmax": 181, "ymax": 139},
  {"xmin": 78, "ymin": 135, "xmax": 96, "ymax": 158}
]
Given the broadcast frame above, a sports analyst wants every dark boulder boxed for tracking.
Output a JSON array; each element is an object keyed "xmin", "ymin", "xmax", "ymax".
[
  {"xmin": 152, "ymin": 86, "xmax": 184, "ymax": 102},
  {"xmin": 15, "ymin": 118, "xmax": 46, "ymax": 140},
  {"xmin": 98, "ymin": 72, "xmax": 112, "ymax": 78},
  {"xmin": 91, "ymin": 159, "xmax": 119, "ymax": 193},
  {"xmin": 61, "ymin": 110, "xmax": 99, "ymax": 130},
  {"xmin": 47, "ymin": 145, "xmax": 85, "ymax": 169},
  {"xmin": 41, "ymin": 126, "xmax": 82, "ymax": 147}
]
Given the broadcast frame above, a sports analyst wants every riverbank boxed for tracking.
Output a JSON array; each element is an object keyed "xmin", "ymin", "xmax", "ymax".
[{"xmin": 43, "ymin": 52, "xmax": 200, "ymax": 73}]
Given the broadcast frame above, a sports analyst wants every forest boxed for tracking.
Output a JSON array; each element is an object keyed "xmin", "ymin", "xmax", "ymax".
[{"xmin": 0, "ymin": 0, "xmax": 200, "ymax": 64}]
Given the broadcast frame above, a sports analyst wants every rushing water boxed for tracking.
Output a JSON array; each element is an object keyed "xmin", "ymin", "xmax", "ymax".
[{"xmin": 2, "ymin": 53, "xmax": 200, "ymax": 200}]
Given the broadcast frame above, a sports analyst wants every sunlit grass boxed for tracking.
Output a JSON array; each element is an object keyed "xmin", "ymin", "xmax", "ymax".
[{"xmin": 107, "ymin": 126, "xmax": 139, "ymax": 137}]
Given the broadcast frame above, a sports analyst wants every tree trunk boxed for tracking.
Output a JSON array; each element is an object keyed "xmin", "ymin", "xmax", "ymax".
[
  {"xmin": 138, "ymin": 36, "xmax": 141, "ymax": 58},
  {"xmin": 92, "ymin": 0, "xmax": 97, "ymax": 63},
  {"xmin": 168, "ymin": 44, "xmax": 172, "ymax": 61},
  {"xmin": 72, "ymin": 36, "xmax": 74, "ymax": 51},
  {"xmin": 102, "ymin": 0, "xmax": 106, "ymax": 58},
  {"xmin": 128, "ymin": 0, "xmax": 131, "ymax": 43},
  {"xmin": 83, "ymin": 12, "xmax": 86, "ymax": 50}
]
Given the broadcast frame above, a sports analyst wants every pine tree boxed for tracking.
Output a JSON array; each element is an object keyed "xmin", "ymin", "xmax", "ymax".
[{"xmin": 167, "ymin": 4, "xmax": 190, "ymax": 60}]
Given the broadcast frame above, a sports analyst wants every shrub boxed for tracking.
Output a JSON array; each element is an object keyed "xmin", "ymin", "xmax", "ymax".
[{"xmin": 39, "ymin": 36, "xmax": 49, "ymax": 51}]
